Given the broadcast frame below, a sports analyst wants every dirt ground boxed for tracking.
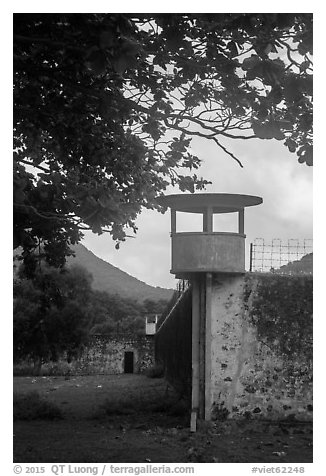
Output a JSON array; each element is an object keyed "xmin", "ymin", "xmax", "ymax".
[{"xmin": 13, "ymin": 374, "xmax": 312, "ymax": 463}]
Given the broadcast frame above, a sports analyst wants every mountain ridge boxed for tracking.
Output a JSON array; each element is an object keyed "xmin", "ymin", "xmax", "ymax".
[
  {"xmin": 66, "ymin": 244, "xmax": 174, "ymax": 302},
  {"xmin": 278, "ymin": 252, "xmax": 313, "ymax": 274}
]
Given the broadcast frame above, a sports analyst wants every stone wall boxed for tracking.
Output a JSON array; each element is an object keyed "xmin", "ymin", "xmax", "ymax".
[
  {"xmin": 210, "ymin": 273, "xmax": 313, "ymax": 421},
  {"xmin": 14, "ymin": 334, "xmax": 155, "ymax": 376},
  {"xmin": 70, "ymin": 334, "xmax": 155, "ymax": 375},
  {"xmin": 18, "ymin": 334, "xmax": 155, "ymax": 376}
]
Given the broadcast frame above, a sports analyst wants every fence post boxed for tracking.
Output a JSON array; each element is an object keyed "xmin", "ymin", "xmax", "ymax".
[{"xmin": 249, "ymin": 242, "xmax": 253, "ymax": 272}]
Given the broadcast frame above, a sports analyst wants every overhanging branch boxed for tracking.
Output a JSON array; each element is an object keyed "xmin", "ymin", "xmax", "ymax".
[{"xmin": 163, "ymin": 118, "xmax": 244, "ymax": 167}]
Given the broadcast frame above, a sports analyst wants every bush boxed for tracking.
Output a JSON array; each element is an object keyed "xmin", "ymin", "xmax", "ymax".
[
  {"xmin": 96, "ymin": 385, "xmax": 188, "ymax": 419},
  {"xmin": 145, "ymin": 364, "xmax": 164, "ymax": 379},
  {"xmin": 13, "ymin": 364, "xmax": 35, "ymax": 376},
  {"xmin": 96, "ymin": 387, "xmax": 167, "ymax": 417},
  {"xmin": 41, "ymin": 361, "xmax": 72, "ymax": 376},
  {"xmin": 13, "ymin": 360, "xmax": 73, "ymax": 377},
  {"xmin": 99, "ymin": 397, "xmax": 138, "ymax": 416},
  {"xmin": 13, "ymin": 391, "xmax": 63, "ymax": 420},
  {"xmin": 151, "ymin": 398, "xmax": 189, "ymax": 416}
]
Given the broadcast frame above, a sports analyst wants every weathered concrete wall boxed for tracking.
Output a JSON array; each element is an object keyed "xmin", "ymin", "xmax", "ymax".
[
  {"xmin": 210, "ymin": 273, "xmax": 313, "ymax": 421},
  {"xmin": 171, "ymin": 232, "xmax": 245, "ymax": 274}
]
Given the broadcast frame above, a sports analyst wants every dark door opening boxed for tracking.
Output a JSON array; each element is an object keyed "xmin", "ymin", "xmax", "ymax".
[{"xmin": 124, "ymin": 351, "xmax": 134, "ymax": 373}]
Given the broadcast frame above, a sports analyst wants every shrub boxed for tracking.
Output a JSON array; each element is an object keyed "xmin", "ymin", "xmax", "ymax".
[
  {"xmin": 13, "ymin": 360, "xmax": 73, "ymax": 377},
  {"xmin": 96, "ymin": 388, "xmax": 168, "ymax": 417},
  {"xmin": 167, "ymin": 399, "xmax": 189, "ymax": 417},
  {"xmin": 42, "ymin": 361, "xmax": 72, "ymax": 376},
  {"xmin": 97, "ymin": 390, "xmax": 189, "ymax": 419},
  {"xmin": 13, "ymin": 391, "xmax": 63, "ymax": 420},
  {"xmin": 13, "ymin": 364, "xmax": 35, "ymax": 376},
  {"xmin": 145, "ymin": 364, "xmax": 164, "ymax": 379},
  {"xmin": 95, "ymin": 392, "xmax": 149, "ymax": 417}
]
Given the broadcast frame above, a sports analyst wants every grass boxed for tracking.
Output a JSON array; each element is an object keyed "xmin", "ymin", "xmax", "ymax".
[
  {"xmin": 13, "ymin": 375, "xmax": 313, "ymax": 463},
  {"xmin": 95, "ymin": 380, "xmax": 189, "ymax": 419},
  {"xmin": 14, "ymin": 361, "xmax": 73, "ymax": 377},
  {"xmin": 13, "ymin": 391, "xmax": 63, "ymax": 421}
]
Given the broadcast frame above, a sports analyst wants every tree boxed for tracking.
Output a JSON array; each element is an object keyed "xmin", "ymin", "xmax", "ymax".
[
  {"xmin": 13, "ymin": 264, "xmax": 93, "ymax": 373},
  {"xmin": 143, "ymin": 298, "xmax": 169, "ymax": 315},
  {"xmin": 14, "ymin": 13, "xmax": 313, "ymax": 269},
  {"xmin": 88, "ymin": 290, "xmax": 147, "ymax": 335}
]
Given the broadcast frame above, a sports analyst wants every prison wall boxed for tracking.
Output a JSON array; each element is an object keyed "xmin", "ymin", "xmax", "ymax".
[
  {"xmin": 14, "ymin": 334, "xmax": 155, "ymax": 376},
  {"xmin": 210, "ymin": 273, "xmax": 313, "ymax": 421},
  {"xmin": 155, "ymin": 288, "xmax": 192, "ymax": 397},
  {"xmin": 71, "ymin": 334, "xmax": 155, "ymax": 375}
]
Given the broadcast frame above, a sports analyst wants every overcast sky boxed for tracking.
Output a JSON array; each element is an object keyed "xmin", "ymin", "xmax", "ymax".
[{"xmin": 82, "ymin": 137, "xmax": 313, "ymax": 289}]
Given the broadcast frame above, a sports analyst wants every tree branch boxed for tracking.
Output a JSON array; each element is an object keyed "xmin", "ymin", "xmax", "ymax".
[
  {"xmin": 16, "ymin": 158, "xmax": 50, "ymax": 174},
  {"xmin": 163, "ymin": 118, "xmax": 244, "ymax": 167}
]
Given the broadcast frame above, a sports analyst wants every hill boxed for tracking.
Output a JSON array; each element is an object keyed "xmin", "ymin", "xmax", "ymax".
[
  {"xmin": 66, "ymin": 244, "xmax": 174, "ymax": 303},
  {"xmin": 278, "ymin": 252, "xmax": 313, "ymax": 275}
]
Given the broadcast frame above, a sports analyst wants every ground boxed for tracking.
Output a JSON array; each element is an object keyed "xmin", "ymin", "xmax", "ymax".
[{"xmin": 13, "ymin": 374, "xmax": 312, "ymax": 463}]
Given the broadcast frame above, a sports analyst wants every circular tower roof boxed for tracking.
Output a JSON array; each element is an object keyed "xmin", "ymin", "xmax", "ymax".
[{"xmin": 156, "ymin": 193, "xmax": 263, "ymax": 214}]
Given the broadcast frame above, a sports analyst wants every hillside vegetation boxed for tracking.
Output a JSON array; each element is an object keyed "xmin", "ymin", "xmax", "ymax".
[
  {"xmin": 14, "ymin": 256, "xmax": 172, "ymax": 371},
  {"xmin": 277, "ymin": 253, "xmax": 313, "ymax": 274},
  {"xmin": 66, "ymin": 244, "xmax": 173, "ymax": 302}
]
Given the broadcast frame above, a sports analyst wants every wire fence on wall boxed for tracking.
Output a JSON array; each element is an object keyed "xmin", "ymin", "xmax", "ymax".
[{"xmin": 249, "ymin": 238, "xmax": 313, "ymax": 275}]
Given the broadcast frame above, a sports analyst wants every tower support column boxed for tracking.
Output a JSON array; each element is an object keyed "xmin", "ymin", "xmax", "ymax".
[
  {"xmin": 205, "ymin": 272, "xmax": 212, "ymax": 420},
  {"xmin": 191, "ymin": 275, "xmax": 200, "ymax": 432}
]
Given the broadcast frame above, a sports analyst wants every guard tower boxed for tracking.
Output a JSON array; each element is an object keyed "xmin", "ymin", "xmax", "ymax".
[
  {"xmin": 157, "ymin": 193, "xmax": 262, "ymax": 276},
  {"xmin": 157, "ymin": 193, "xmax": 263, "ymax": 429},
  {"xmin": 145, "ymin": 315, "xmax": 158, "ymax": 335}
]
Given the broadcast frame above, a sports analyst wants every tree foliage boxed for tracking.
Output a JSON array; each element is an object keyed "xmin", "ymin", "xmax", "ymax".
[
  {"xmin": 14, "ymin": 258, "xmax": 169, "ymax": 369},
  {"xmin": 14, "ymin": 13, "xmax": 313, "ymax": 268},
  {"xmin": 88, "ymin": 289, "xmax": 144, "ymax": 335},
  {"xmin": 13, "ymin": 264, "xmax": 93, "ymax": 371},
  {"xmin": 88, "ymin": 291, "xmax": 168, "ymax": 335}
]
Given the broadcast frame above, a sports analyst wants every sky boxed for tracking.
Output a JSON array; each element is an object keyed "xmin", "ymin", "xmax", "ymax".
[{"xmin": 82, "ymin": 136, "xmax": 313, "ymax": 289}]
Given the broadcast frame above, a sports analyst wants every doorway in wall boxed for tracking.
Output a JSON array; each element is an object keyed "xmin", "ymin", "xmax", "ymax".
[{"xmin": 124, "ymin": 351, "xmax": 134, "ymax": 373}]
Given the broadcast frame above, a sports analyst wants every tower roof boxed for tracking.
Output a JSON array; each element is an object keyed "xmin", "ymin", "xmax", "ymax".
[{"xmin": 156, "ymin": 193, "xmax": 263, "ymax": 214}]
